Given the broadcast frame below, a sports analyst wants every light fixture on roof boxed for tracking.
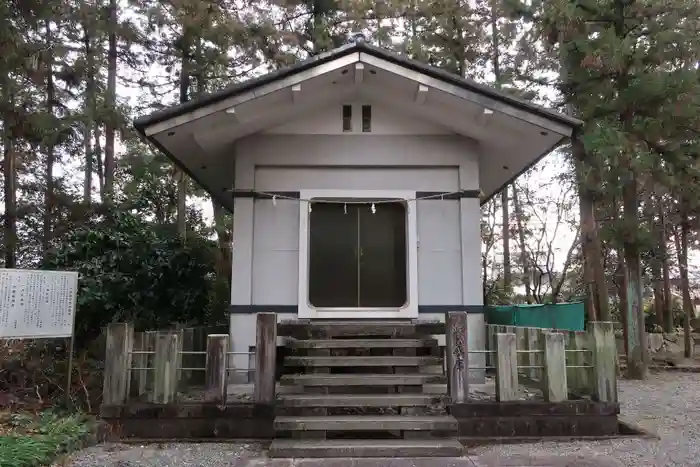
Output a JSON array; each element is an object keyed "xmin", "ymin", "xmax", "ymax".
[
  {"xmin": 476, "ymin": 107, "xmax": 494, "ymax": 125},
  {"xmin": 415, "ymin": 84, "xmax": 428, "ymax": 105},
  {"xmin": 291, "ymin": 83, "xmax": 301, "ymax": 103},
  {"xmin": 225, "ymin": 106, "xmax": 238, "ymax": 122}
]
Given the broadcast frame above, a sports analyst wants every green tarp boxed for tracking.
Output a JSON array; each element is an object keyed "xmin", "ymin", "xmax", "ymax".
[{"xmin": 485, "ymin": 302, "xmax": 585, "ymax": 331}]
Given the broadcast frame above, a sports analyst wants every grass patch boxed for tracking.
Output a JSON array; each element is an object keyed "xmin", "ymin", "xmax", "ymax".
[{"xmin": 0, "ymin": 411, "xmax": 91, "ymax": 467}]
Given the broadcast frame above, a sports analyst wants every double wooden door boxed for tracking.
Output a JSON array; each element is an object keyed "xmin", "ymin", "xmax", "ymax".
[{"xmin": 308, "ymin": 202, "xmax": 407, "ymax": 308}]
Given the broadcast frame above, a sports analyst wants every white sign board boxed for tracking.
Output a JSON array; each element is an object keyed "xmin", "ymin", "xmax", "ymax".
[{"xmin": 0, "ymin": 269, "xmax": 78, "ymax": 339}]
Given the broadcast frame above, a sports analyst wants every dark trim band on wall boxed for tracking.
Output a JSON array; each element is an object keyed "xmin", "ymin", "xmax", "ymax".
[
  {"xmin": 228, "ymin": 305, "xmax": 486, "ymax": 314},
  {"xmin": 230, "ymin": 305, "xmax": 299, "ymax": 314},
  {"xmin": 418, "ymin": 305, "xmax": 485, "ymax": 314},
  {"xmin": 416, "ymin": 190, "xmax": 481, "ymax": 200},
  {"xmin": 231, "ymin": 189, "xmax": 301, "ymax": 199},
  {"xmin": 231, "ymin": 190, "xmax": 480, "ymax": 200}
]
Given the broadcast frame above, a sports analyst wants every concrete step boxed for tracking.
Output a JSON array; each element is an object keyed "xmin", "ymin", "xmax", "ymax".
[
  {"xmin": 274, "ymin": 415, "xmax": 458, "ymax": 431},
  {"xmin": 279, "ymin": 393, "xmax": 441, "ymax": 408},
  {"xmin": 280, "ymin": 373, "xmax": 445, "ymax": 386},
  {"xmin": 278, "ymin": 320, "xmax": 445, "ymax": 338},
  {"xmin": 268, "ymin": 439, "xmax": 464, "ymax": 458},
  {"xmin": 285, "ymin": 355, "xmax": 443, "ymax": 367},
  {"xmin": 286, "ymin": 338, "xmax": 438, "ymax": 349}
]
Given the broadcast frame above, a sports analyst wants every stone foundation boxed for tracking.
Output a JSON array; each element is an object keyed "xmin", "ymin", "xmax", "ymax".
[
  {"xmin": 100, "ymin": 403, "xmax": 275, "ymax": 439},
  {"xmin": 451, "ymin": 401, "xmax": 620, "ymax": 439}
]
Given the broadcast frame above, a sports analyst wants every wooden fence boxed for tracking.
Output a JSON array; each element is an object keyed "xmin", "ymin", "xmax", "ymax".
[
  {"xmin": 103, "ymin": 313, "xmax": 616, "ymax": 407},
  {"xmin": 447, "ymin": 314, "xmax": 617, "ymax": 404},
  {"xmin": 101, "ymin": 316, "xmax": 275, "ymax": 406}
]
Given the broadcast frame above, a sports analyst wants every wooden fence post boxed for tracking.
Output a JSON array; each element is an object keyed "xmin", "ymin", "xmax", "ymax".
[
  {"xmin": 524, "ymin": 328, "xmax": 538, "ymax": 380},
  {"xmin": 590, "ymin": 321, "xmax": 617, "ymax": 403},
  {"xmin": 445, "ymin": 311, "xmax": 469, "ymax": 403},
  {"xmin": 103, "ymin": 322, "xmax": 134, "ymax": 405},
  {"xmin": 516, "ymin": 327, "xmax": 527, "ymax": 371},
  {"xmin": 255, "ymin": 312, "xmax": 277, "ymax": 404},
  {"xmin": 151, "ymin": 332, "xmax": 179, "ymax": 404},
  {"xmin": 543, "ymin": 331, "xmax": 568, "ymax": 402},
  {"xmin": 131, "ymin": 332, "xmax": 144, "ymax": 397},
  {"xmin": 205, "ymin": 334, "xmax": 229, "ymax": 404},
  {"xmin": 496, "ymin": 332, "xmax": 518, "ymax": 401},
  {"xmin": 566, "ymin": 331, "xmax": 590, "ymax": 395},
  {"xmin": 485, "ymin": 325, "xmax": 495, "ymax": 369},
  {"xmin": 181, "ymin": 328, "xmax": 194, "ymax": 385},
  {"xmin": 142, "ymin": 331, "xmax": 157, "ymax": 394}
]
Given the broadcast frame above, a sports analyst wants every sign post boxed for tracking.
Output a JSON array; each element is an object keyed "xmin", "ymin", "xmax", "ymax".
[{"xmin": 0, "ymin": 269, "xmax": 79, "ymax": 406}]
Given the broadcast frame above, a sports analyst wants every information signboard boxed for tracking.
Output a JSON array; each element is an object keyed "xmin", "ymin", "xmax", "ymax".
[{"xmin": 0, "ymin": 269, "xmax": 78, "ymax": 339}]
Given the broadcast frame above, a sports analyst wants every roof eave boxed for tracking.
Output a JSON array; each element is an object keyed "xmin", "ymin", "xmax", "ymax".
[
  {"xmin": 133, "ymin": 42, "xmax": 361, "ymax": 131},
  {"xmin": 479, "ymin": 134, "xmax": 572, "ymax": 206},
  {"xmin": 133, "ymin": 42, "xmax": 583, "ymax": 136},
  {"xmin": 133, "ymin": 125, "xmax": 235, "ymax": 213}
]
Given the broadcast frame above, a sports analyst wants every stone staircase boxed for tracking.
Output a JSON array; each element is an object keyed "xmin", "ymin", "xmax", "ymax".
[{"xmin": 269, "ymin": 320, "xmax": 463, "ymax": 458}]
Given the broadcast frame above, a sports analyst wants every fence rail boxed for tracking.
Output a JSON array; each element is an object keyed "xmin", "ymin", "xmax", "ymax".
[
  {"xmin": 103, "ymin": 323, "xmax": 255, "ymax": 406},
  {"xmin": 103, "ymin": 315, "xmax": 617, "ymax": 408},
  {"xmin": 447, "ymin": 316, "xmax": 617, "ymax": 404}
]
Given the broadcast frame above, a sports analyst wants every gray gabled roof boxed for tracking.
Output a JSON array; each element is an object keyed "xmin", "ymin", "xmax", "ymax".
[
  {"xmin": 133, "ymin": 42, "xmax": 582, "ymax": 209},
  {"xmin": 133, "ymin": 41, "xmax": 582, "ymax": 133}
]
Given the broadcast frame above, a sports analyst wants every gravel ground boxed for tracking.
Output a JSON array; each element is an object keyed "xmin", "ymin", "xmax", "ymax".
[
  {"xmin": 60, "ymin": 372, "xmax": 700, "ymax": 466},
  {"xmin": 474, "ymin": 371, "xmax": 700, "ymax": 466},
  {"xmin": 57, "ymin": 442, "xmax": 264, "ymax": 467}
]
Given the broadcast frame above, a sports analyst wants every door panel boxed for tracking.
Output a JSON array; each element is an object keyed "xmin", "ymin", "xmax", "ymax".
[
  {"xmin": 308, "ymin": 201, "xmax": 407, "ymax": 309},
  {"xmin": 308, "ymin": 203, "xmax": 358, "ymax": 307},
  {"xmin": 359, "ymin": 203, "xmax": 407, "ymax": 307}
]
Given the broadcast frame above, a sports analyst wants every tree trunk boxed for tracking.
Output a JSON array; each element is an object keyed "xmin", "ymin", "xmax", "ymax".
[
  {"xmin": 83, "ymin": 22, "xmax": 95, "ymax": 205},
  {"xmin": 512, "ymin": 185, "xmax": 532, "ymax": 303},
  {"xmin": 176, "ymin": 31, "xmax": 191, "ymax": 237},
  {"xmin": 650, "ymin": 195, "xmax": 664, "ymax": 330},
  {"xmin": 675, "ymin": 206, "xmax": 693, "ymax": 358},
  {"xmin": 95, "ymin": 115, "xmax": 104, "ymax": 194},
  {"xmin": 574, "ymin": 134, "xmax": 610, "ymax": 322},
  {"xmin": 622, "ymin": 171, "xmax": 646, "ymax": 379},
  {"xmin": 502, "ymin": 187, "xmax": 511, "ymax": 291},
  {"xmin": 660, "ymin": 207, "xmax": 674, "ymax": 332},
  {"xmin": 490, "ymin": 7, "xmax": 509, "ymax": 293},
  {"xmin": 3, "ymin": 124, "xmax": 16, "ymax": 268},
  {"xmin": 651, "ymin": 253, "xmax": 664, "ymax": 331},
  {"xmin": 311, "ymin": 0, "xmax": 325, "ymax": 54},
  {"xmin": 212, "ymin": 201, "xmax": 232, "ymax": 285},
  {"xmin": 43, "ymin": 20, "xmax": 56, "ymax": 256},
  {"xmin": 617, "ymin": 259, "xmax": 629, "ymax": 359},
  {"xmin": 551, "ymin": 230, "xmax": 580, "ymax": 304},
  {"xmin": 103, "ymin": 0, "xmax": 117, "ymax": 201}
]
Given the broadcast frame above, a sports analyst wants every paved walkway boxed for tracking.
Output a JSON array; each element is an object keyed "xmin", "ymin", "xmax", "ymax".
[
  {"xmin": 236, "ymin": 455, "xmax": 623, "ymax": 467},
  {"xmin": 61, "ymin": 443, "xmax": 623, "ymax": 467}
]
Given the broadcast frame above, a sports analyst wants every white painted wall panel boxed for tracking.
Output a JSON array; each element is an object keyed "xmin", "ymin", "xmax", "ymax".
[
  {"xmin": 460, "ymin": 198, "xmax": 483, "ymax": 305},
  {"xmin": 251, "ymin": 199, "xmax": 299, "ymax": 305},
  {"xmin": 230, "ymin": 198, "xmax": 254, "ymax": 305},
  {"xmin": 265, "ymin": 101, "xmax": 451, "ymax": 135},
  {"xmin": 234, "ymin": 134, "xmax": 480, "ymax": 190},
  {"xmin": 417, "ymin": 200, "xmax": 462, "ymax": 305},
  {"xmin": 254, "ymin": 167, "xmax": 458, "ymax": 192}
]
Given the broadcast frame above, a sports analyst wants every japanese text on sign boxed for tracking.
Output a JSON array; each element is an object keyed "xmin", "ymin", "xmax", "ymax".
[{"xmin": 0, "ymin": 269, "xmax": 78, "ymax": 339}]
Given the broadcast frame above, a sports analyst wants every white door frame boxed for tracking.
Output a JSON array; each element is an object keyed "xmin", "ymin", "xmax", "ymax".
[{"xmin": 298, "ymin": 189, "xmax": 419, "ymax": 319}]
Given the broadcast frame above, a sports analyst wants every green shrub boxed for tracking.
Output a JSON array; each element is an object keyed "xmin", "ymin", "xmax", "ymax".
[
  {"xmin": 0, "ymin": 412, "xmax": 90, "ymax": 467},
  {"xmin": 43, "ymin": 210, "xmax": 229, "ymax": 347}
]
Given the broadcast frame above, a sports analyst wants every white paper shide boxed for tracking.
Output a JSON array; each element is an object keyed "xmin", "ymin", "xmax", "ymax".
[{"xmin": 0, "ymin": 269, "xmax": 78, "ymax": 339}]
